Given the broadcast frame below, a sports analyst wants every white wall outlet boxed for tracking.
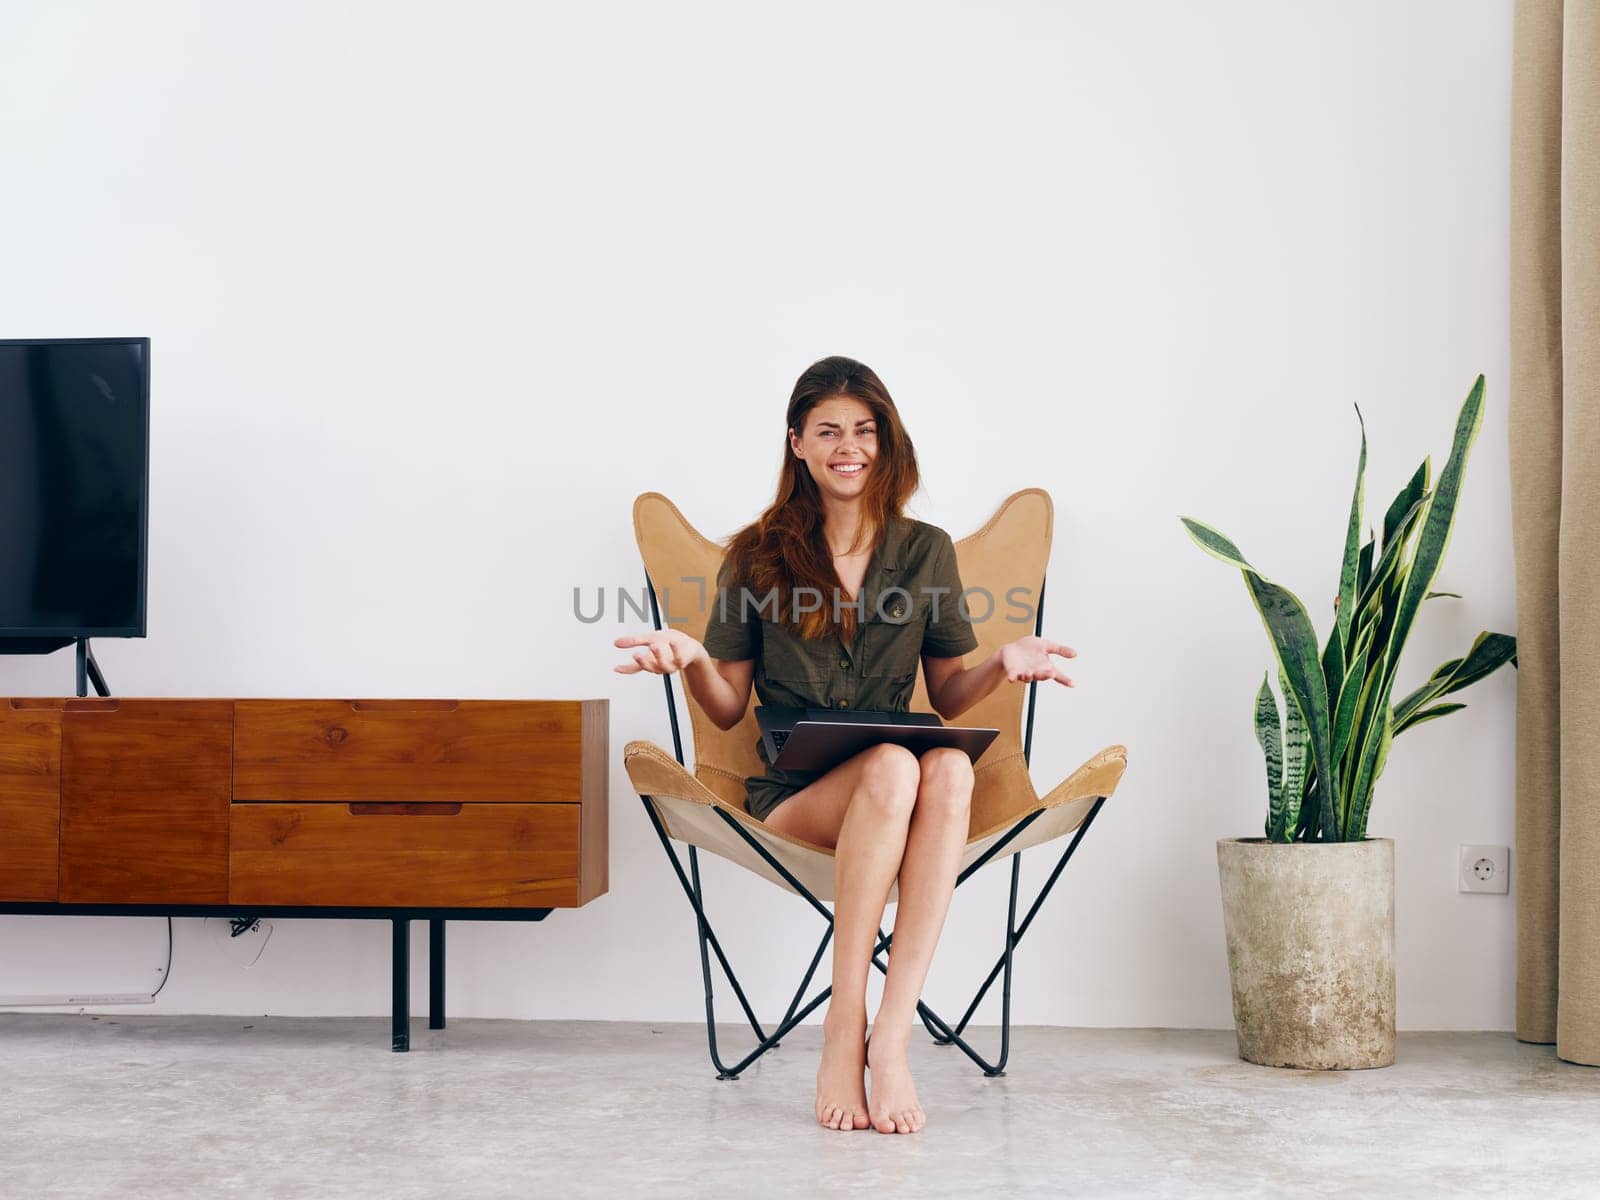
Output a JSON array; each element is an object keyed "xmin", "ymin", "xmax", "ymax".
[{"xmin": 1459, "ymin": 844, "xmax": 1510, "ymax": 894}]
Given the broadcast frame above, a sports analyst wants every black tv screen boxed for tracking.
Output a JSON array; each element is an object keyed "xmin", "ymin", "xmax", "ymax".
[{"xmin": 0, "ymin": 338, "xmax": 149, "ymax": 640}]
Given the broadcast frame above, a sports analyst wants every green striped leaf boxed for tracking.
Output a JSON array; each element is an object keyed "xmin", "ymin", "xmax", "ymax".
[
  {"xmin": 1354, "ymin": 705, "xmax": 1396, "ymax": 839},
  {"xmin": 1181, "ymin": 516, "xmax": 1340, "ymax": 839},
  {"xmin": 1437, "ymin": 632, "xmax": 1517, "ymax": 694},
  {"xmin": 1346, "ymin": 699, "xmax": 1392, "ymax": 840},
  {"xmin": 1255, "ymin": 672, "xmax": 1284, "ymax": 838},
  {"xmin": 1388, "ymin": 659, "xmax": 1465, "ymax": 723},
  {"xmin": 1351, "ymin": 619, "xmax": 1376, "ymax": 670},
  {"xmin": 1355, "ymin": 495, "xmax": 1426, "ymax": 616},
  {"xmin": 1393, "ymin": 666, "xmax": 1460, "ymax": 732},
  {"xmin": 1321, "ymin": 624, "xmax": 1345, "ymax": 712},
  {"xmin": 1348, "ymin": 377, "xmax": 1486, "ymax": 837},
  {"xmin": 1379, "ymin": 377, "xmax": 1486, "ymax": 707},
  {"xmin": 1244, "ymin": 572, "xmax": 1338, "ymax": 839},
  {"xmin": 1346, "ymin": 595, "xmax": 1381, "ymax": 683},
  {"xmin": 1295, "ymin": 768, "xmax": 1321, "ymax": 840},
  {"xmin": 1383, "ymin": 458, "xmax": 1430, "ymax": 553},
  {"xmin": 1342, "ymin": 657, "xmax": 1383, "ymax": 774},
  {"xmin": 1393, "ymin": 633, "xmax": 1517, "ymax": 732},
  {"xmin": 1342, "ymin": 621, "xmax": 1378, "ymax": 713},
  {"xmin": 1279, "ymin": 667, "xmax": 1308, "ymax": 843},
  {"xmin": 1401, "ymin": 702, "xmax": 1467, "ymax": 729},
  {"xmin": 1331, "ymin": 649, "xmax": 1367, "ymax": 764},
  {"xmin": 1335, "ymin": 405, "xmax": 1368, "ymax": 653},
  {"xmin": 1340, "ymin": 632, "xmax": 1394, "ymax": 835},
  {"xmin": 1361, "ymin": 546, "xmax": 1406, "ymax": 673},
  {"xmin": 1179, "ymin": 518, "xmax": 1253, "ymax": 572},
  {"xmin": 1356, "ymin": 537, "xmax": 1375, "ymax": 598}
]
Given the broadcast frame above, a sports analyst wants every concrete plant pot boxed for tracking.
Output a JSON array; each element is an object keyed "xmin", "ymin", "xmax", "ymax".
[{"xmin": 1216, "ymin": 837, "xmax": 1396, "ymax": 1070}]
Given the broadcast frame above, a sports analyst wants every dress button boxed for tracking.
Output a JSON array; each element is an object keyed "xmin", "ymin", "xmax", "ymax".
[
  {"xmin": 839, "ymin": 658, "xmax": 850, "ymax": 669},
  {"xmin": 837, "ymin": 699, "xmax": 848, "ymax": 709}
]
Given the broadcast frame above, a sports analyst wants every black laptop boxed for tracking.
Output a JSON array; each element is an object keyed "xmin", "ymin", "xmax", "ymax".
[{"xmin": 755, "ymin": 705, "xmax": 999, "ymax": 773}]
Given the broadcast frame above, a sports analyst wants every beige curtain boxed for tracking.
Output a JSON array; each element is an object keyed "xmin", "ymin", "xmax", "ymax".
[{"xmin": 1510, "ymin": 0, "xmax": 1600, "ymax": 1064}]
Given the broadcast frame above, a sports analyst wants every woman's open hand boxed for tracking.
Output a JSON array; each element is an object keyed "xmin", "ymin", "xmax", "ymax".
[
  {"xmin": 614, "ymin": 629, "xmax": 707, "ymax": 676},
  {"xmin": 997, "ymin": 635, "xmax": 1077, "ymax": 686}
]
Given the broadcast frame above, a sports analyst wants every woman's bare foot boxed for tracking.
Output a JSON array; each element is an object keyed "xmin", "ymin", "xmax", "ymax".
[
  {"xmin": 866, "ymin": 1028, "xmax": 925, "ymax": 1133},
  {"xmin": 816, "ymin": 1013, "xmax": 871, "ymax": 1131}
]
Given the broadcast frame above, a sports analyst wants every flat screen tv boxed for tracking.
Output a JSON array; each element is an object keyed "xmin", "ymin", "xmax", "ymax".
[{"xmin": 0, "ymin": 337, "xmax": 150, "ymax": 648}]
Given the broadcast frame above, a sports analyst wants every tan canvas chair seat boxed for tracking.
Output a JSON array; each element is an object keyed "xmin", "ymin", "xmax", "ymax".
[
  {"xmin": 625, "ymin": 737, "xmax": 1127, "ymax": 902},
  {"xmin": 622, "ymin": 487, "xmax": 1128, "ymax": 1078}
]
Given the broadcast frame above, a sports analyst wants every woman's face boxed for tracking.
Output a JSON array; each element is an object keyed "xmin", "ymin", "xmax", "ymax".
[{"xmin": 790, "ymin": 395, "xmax": 879, "ymax": 503}]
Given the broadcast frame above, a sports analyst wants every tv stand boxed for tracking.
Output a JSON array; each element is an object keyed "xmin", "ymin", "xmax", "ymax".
[
  {"xmin": 0, "ymin": 696, "xmax": 608, "ymax": 1050},
  {"xmin": 73, "ymin": 639, "xmax": 109, "ymax": 698},
  {"xmin": 0, "ymin": 637, "xmax": 111, "ymax": 697}
]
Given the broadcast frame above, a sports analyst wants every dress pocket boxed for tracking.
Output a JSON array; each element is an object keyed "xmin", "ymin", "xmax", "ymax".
[
  {"xmin": 862, "ymin": 600, "xmax": 924, "ymax": 681},
  {"xmin": 759, "ymin": 619, "xmax": 838, "ymax": 686}
]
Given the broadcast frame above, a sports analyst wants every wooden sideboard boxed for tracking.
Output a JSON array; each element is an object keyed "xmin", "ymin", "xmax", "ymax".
[{"xmin": 0, "ymin": 696, "xmax": 608, "ymax": 1049}]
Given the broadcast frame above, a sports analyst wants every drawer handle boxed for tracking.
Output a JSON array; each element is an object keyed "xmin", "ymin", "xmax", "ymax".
[
  {"xmin": 62, "ymin": 699, "xmax": 121, "ymax": 712},
  {"xmin": 348, "ymin": 803, "xmax": 462, "ymax": 816}
]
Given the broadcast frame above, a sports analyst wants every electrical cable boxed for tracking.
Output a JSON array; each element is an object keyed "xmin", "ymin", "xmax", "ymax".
[{"xmin": 148, "ymin": 917, "xmax": 173, "ymax": 999}]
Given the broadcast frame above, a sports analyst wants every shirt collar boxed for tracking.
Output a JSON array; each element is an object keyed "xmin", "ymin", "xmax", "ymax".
[{"xmin": 875, "ymin": 514, "xmax": 908, "ymax": 571}]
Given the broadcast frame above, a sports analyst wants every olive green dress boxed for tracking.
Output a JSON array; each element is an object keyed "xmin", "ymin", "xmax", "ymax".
[{"xmin": 700, "ymin": 516, "xmax": 979, "ymax": 822}]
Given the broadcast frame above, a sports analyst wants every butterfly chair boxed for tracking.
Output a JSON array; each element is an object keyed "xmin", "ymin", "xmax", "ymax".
[{"xmin": 623, "ymin": 488, "xmax": 1128, "ymax": 1079}]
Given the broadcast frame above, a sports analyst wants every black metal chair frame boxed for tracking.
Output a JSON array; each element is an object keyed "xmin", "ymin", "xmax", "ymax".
[{"xmin": 637, "ymin": 575, "xmax": 1106, "ymax": 1079}]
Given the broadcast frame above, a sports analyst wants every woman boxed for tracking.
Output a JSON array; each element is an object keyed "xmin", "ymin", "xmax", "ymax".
[{"xmin": 614, "ymin": 356, "xmax": 1076, "ymax": 1135}]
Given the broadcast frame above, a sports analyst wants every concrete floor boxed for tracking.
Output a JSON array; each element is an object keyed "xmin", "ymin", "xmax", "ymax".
[{"xmin": 1, "ymin": 1018, "xmax": 1597, "ymax": 1199}]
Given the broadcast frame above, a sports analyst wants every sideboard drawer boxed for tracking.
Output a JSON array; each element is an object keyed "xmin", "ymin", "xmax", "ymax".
[
  {"xmin": 233, "ymin": 700, "xmax": 601, "ymax": 804},
  {"xmin": 229, "ymin": 801, "xmax": 580, "ymax": 907}
]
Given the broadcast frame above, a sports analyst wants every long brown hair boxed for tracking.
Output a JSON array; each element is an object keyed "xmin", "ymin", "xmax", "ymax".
[{"xmin": 724, "ymin": 356, "xmax": 920, "ymax": 642}]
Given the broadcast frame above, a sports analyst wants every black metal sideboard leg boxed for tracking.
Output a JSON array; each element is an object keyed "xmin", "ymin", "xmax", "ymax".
[
  {"xmin": 392, "ymin": 918, "xmax": 410, "ymax": 1052},
  {"xmin": 429, "ymin": 919, "xmax": 445, "ymax": 1030}
]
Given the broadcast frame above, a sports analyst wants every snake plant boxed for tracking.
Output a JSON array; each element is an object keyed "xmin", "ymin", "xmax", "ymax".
[{"xmin": 1180, "ymin": 375, "xmax": 1517, "ymax": 842}]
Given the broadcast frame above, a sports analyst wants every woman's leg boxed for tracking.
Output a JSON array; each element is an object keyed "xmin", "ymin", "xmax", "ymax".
[
  {"xmin": 764, "ymin": 742, "xmax": 921, "ymax": 1132},
  {"xmin": 868, "ymin": 746, "xmax": 974, "ymax": 1133}
]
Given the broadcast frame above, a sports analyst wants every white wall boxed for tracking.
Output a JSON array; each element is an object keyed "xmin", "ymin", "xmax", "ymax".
[{"xmin": 0, "ymin": 0, "xmax": 1517, "ymax": 1029}]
